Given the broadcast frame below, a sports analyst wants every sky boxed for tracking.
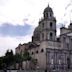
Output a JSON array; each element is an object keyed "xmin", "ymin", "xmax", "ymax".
[{"xmin": 0, "ymin": 0, "xmax": 72, "ymax": 56}]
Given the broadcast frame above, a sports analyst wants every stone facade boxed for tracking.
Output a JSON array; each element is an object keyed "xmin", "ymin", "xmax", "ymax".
[{"xmin": 15, "ymin": 4, "xmax": 72, "ymax": 71}]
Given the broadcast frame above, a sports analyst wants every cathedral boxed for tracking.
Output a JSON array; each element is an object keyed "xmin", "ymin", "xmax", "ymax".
[{"xmin": 16, "ymin": 4, "xmax": 72, "ymax": 72}]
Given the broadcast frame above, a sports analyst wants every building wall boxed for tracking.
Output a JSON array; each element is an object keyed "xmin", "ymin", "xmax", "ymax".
[
  {"xmin": 15, "ymin": 44, "xmax": 29, "ymax": 54},
  {"xmin": 15, "ymin": 4, "xmax": 72, "ymax": 71},
  {"xmin": 46, "ymin": 48, "xmax": 72, "ymax": 71},
  {"xmin": 28, "ymin": 46, "xmax": 46, "ymax": 69}
]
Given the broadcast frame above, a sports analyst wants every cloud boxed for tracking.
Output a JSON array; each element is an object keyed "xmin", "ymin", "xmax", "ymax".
[
  {"xmin": 0, "ymin": 0, "xmax": 72, "ymax": 56},
  {"xmin": 0, "ymin": 0, "xmax": 71, "ymax": 27},
  {"xmin": 0, "ymin": 23, "xmax": 34, "ymax": 36},
  {"xmin": 0, "ymin": 35, "xmax": 32, "ymax": 56},
  {"xmin": 0, "ymin": 0, "xmax": 40, "ymax": 26}
]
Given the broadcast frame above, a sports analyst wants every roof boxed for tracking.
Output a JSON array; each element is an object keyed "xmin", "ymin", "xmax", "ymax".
[
  {"xmin": 43, "ymin": 5, "xmax": 53, "ymax": 13},
  {"xmin": 60, "ymin": 31, "xmax": 72, "ymax": 37},
  {"xmin": 28, "ymin": 42, "xmax": 40, "ymax": 49},
  {"xmin": 67, "ymin": 32, "xmax": 72, "ymax": 37}
]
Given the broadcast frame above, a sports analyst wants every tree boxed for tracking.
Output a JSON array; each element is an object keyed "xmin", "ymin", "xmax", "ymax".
[
  {"xmin": 14, "ymin": 54, "xmax": 22, "ymax": 63},
  {"xmin": 23, "ymin": 50, "xmax": 31, "ymax": 61},
  {"xmin": 22, "ymin": 50, "xmax": 31, "ymax": 69},
  {"xmin": 14, "ymin": 53, "xmax": 23, "ymax": 69},
  {"xmin": 0, "ymin": 52, "xmax": 13, "ymax": 69},
  {"xmin": 0, "ymin": 56, "xmax": 5, "ymax": 69},
  {"xmin": 0, "ymin": 49, "xmax": 32, "ymax": 69},
  {"xmin": 4, "ymin": 49, "xmax": 15, "ymax": 69}
]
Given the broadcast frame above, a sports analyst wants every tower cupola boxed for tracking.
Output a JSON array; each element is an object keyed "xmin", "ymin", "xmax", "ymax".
[{"xmin": 43, "ymin": 5, "xmax": 53, "ymax": 19}]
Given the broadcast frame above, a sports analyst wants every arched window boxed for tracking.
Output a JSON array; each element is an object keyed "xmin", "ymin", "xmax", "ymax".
[
  {"xmin": 50, "ymin": 32, "xmax": 53, "ymax": 40},
  {"xmin": 50, "ymin": 13, "xmax": 52, "ymax": 17},
  {"xmin": 46, "ymin": 13, "xmax": 48, "ymax": 17},
  {"xmin": 67, "ymin": 57, "xmax": 70, "ymax": 69},
  {"xmin": 42, "ymin": 23, "xmax": 44, "ymax": 28},
  {"xmin": 50, "ymin": 22, "xmax": 53, "ymax": 28}
]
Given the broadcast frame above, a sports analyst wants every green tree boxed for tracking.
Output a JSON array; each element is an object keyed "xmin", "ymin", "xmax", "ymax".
[
  {"xmin": 0, "ymin": 56, "xmax": 4, "ymax": 69},
  {"xmin": 4, "ymin": 49, "xmax": 15, "ymax": 69},
  {"xmin": 22, "ymin": 50, "xmax": 32, "ymax": 69},
  {"xmin": 14, "ymin": 53, "xmax": 23, "ymax": 69},
  {"xmin": 14, "ymin": 54, "xmax": 22, "ymax": 63},
  {"xmin": 23, "ymin": 50, "xmax": 31, "ymax": 61}
]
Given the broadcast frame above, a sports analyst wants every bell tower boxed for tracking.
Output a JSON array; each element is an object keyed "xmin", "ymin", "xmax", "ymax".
[{"xmin": 39, "ymin": 5, "xmax": 56, "ymax": 41}]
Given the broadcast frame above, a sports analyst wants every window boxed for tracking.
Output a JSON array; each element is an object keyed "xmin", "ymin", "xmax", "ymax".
[
  {"xmin": 46, "ymin": 13, "xmax": 48, "ymax": 17},
  {"xmin": 32, "ymin": 52, "xmax": 34, "ymax": 55},
  {"xmin": 50, "ymin": 13, "xmax": 51, "ymax": 17},
  {"xmin": 50, "ymin": 22, "xmax": 53, "ymax": 28},
  {"xmin": 44, "ymin": 14, "xmax": 45, "ymax": 18},
  {"xmin": 59, "ymin": 59, "xmax": 61, "ymax": 64},
  {"xmin": 66, "ymin": 43, "xmax": 69, "ymax": 48},
  {"xmin": 67, "ymin": 58, "xmax": 70, "ymax": 69},
  {"xmin": 51, "ymin": 59, "xmax": 53, "ymax": 64},
  {"xmin": 50, "ymin": 32, "xmax": 53, "ymax": 40},
  {"xmin": 41, "ymin": 49, "xmax": 44, "ymax": 52},
  {"xmin": 42, "ymin": 23, "xmax": 44, "ymax": 28},
  {"xmin": 36, "ymin": 50, "xmax": 38, "ymax": 54},
  {"xmin": 50, "ymin": 32, "xmax": 52, "ymax": 36}
]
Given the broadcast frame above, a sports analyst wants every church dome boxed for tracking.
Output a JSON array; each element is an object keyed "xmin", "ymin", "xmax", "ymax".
[
  {"xmin": 34, "ymin": 27, "xmax": 40, "ymax": 36},
  {"xmin": 43, "ymin": 5, "xmax": 53, "ymax": 13}
]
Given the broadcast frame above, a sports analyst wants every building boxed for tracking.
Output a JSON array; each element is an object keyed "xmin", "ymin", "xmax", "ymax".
[{"xmin": 15, "ymin": 4, "xmax": 72, "ymax": 72}]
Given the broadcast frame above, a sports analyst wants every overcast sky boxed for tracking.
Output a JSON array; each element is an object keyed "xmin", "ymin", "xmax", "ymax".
[{"xmin": 0, "ymin": 0, "xmax": 72, "ymax": 56}]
